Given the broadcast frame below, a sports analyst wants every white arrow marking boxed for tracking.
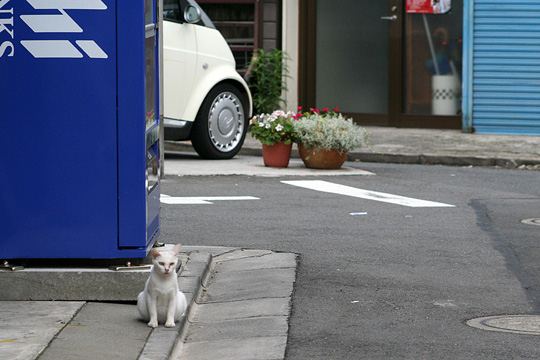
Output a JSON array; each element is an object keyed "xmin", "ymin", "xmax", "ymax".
[
  {"xmin": 160, "ymin": 195, "xmax": 259, "ymax": 205},
  {"xmin": 281, "ymin": 180, "xmax": 455, "ymax": 208}
]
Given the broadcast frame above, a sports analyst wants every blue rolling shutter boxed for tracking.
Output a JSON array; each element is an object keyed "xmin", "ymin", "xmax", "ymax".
[{"xmin": 472, "ymin": 0, "xmax": 540, "ymax": 135}]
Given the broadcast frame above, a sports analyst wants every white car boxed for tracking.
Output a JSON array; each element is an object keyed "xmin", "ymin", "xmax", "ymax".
[{"xmin": 163, "ymin": 0, "xmax": 253, "ymax": 159}]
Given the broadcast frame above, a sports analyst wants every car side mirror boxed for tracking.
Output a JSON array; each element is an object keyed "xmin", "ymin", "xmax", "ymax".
[{"xmin": 184, "ymin": 5, "xmax": 201, "ymax": 24}]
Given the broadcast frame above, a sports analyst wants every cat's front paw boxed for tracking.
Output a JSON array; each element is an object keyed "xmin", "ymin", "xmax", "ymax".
[
  {"xmin": 165, "ymin": 320, "xmax": 175, "ymax": 328},
  {"xmin": 147, "ymin": 320, "xmax": 158, "ymax": 328}
]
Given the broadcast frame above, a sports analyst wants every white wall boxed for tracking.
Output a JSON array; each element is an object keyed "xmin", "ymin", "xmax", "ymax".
[{"xmin": 282, "ymin": 0, "xmax": 299, "ymax": 111}]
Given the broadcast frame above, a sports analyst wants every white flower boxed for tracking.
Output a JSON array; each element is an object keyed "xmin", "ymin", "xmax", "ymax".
[
  {"xmin": 265, "ymin": 123, "xmax": 271, "ymax": 129},
  {"xmin": 275, "ymin": 124, "xmax": 284, "ymax": 132},
  {"xmin": 258, "ymin": 122, "xmax": 265, "ymax": 127}
]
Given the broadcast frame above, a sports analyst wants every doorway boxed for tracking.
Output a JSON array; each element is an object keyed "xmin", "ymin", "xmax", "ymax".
[{"xmin": 299, "ymin": 0, "xmax": 462, "ymax": 129}]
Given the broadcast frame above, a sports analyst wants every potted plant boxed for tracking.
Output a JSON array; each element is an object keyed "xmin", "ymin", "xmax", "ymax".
[
  {"xmin": 249, "ymin": 110, "xmax": 297, "ymax": 168},
  {"xmin": 293, "ymin": 107, "xmax": 367, "ymax": 169}
]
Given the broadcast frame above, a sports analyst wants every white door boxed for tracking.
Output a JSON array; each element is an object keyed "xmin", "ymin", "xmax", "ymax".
[{"xmin": 163, "ymin": 0, "xmax": 197, "ymax": 121}]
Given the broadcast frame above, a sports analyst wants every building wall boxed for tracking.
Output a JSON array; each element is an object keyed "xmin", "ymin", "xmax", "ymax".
[{"xmin": 282, "ymin": 0, "xmax": 299, "ymax": 111}]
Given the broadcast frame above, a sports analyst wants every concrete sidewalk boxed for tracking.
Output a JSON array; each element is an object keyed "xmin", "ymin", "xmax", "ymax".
[
  {"xmin": 165, "ymin": 126, "xmax": 540, "ymax": 169},
  {"xmin": 0, "ymin": 246, "xmax": 297, "ymax": 360}
]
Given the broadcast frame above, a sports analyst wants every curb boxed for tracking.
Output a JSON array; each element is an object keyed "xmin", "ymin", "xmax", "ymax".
[
  {"xmin": 167, "ymin": 252, "xmax": 215, "ymax": 359},
  {"xmin": 171, "ymin": 248, "xmax": 297, "ymax": 360},
  {"xmin": 165, "ymin": 141, "xmax": 540, "ymax": 170}
]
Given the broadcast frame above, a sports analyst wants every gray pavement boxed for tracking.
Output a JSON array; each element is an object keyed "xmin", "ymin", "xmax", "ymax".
[
  {"xmin": 3, "ymin": 126, "xmax": 539, "ymax": 360},
  {"xmin": 173, "ymin": 249, "xmax": 297, "ymax": 360},
  {"xmin": 164, "ymin": 155, "xmax": 375, "ymax": 177},
  {"xmin": 165, "ymin": 126, "xmax": 540, "ymax": 169},
  {"xmin": 0, "ymin": 246, "xmax": 297, "ymax": 360}
]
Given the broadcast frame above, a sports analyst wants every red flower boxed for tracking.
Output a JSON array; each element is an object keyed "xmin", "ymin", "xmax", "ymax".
[
  {"xmin": 297, "ymin": 106, "xmax": 303, "ymax": 112},
  {"xmin": 333, "ymin": 106, "xmax": 340, "ymax": 113},
  {"xmin": 321, "ymin": 107, "xmax": 329, "ymax": 113},
  {"xmin": 310, "ymin": 107, "xmax": 320, "ymax": 114}
]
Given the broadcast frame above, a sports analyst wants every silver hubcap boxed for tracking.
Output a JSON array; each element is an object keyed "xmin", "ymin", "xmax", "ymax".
[{"xmin": 208, "ymin": 91, "xmax": 245, "ymax": 152}]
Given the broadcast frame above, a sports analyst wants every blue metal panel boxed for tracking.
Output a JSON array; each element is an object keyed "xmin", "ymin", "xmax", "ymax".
[
  {"xmin": 117, "ymin": 0, "xmax": 161, "ymax": 249},
  {"xmin": 0, "ymin": 0, "xmax": 120, "ymax": 258},
  {"xmin": 0, "ymin": 0, "xmax": 158, "ymax": 259},
  {"xmin": 117, "ymin": 0, "xmax": 148, "ymax": 249},
  {"xmin": 471, "ymin": 0, "xmax": 540, "ymax": 135}
]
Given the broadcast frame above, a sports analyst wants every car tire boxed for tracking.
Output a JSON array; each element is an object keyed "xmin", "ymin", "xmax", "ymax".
[{"xmin": 191, "ymin": 84, "xmax": 248, "ymax": 159}]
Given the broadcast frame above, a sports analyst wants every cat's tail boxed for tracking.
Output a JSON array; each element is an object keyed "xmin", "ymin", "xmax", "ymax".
[{"xmin": 136, "ymin": 292, "xmax": 149, "ymax": 321}]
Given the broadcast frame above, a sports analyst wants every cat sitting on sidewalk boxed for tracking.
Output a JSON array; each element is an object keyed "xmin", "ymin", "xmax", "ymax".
[{"xmin": 137, "ymin": 244, "xmax": 187, "ymax": 328}]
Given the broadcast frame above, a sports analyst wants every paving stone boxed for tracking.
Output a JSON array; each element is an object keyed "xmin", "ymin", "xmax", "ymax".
[
  {"xmin": 0, "ymin": 301, "xmax": 84, "ymax": 360},
  {"xmin": 214, "ymin": 249, "xmax": 274, "ymax": 262},
  {"xmin": 180, "ymin": 253, "xmax": 211, "ymax": 277},
  {"xmin": 190, "ymin": 298, "xmax": 291, "ymax": 322},
  {"xmin": 184, "ymin": 293, "xmax": 194, "ymax": 306},
  {"xmin": 178, "ymin": 276, "xmax": 201, "ymax": 295},
  {"xmin": 203, "ymin": 268, "xmax": 296, "ymax": 303},
  {"xmin": 178, "ymin": 336, "xmax": 287, "ymax": 360},
  {"xmin": 38, "ymin": 302, "xmax": 151, "ymax": 360},
  {"xmin": 182, "ymin": 246, "xmax": 236, "ymax": 257},
  {"xmin": 171, "ymin": 249, "xmax": 297, "ymax": 360},
  {"xmin": 215, "ymin": 253, "xmax": 297, "ymax": 272},
  {"xmin": 185, "ymin": 316, "xmax": 289, "ymax": 342},
  {"xmin": 139, "ymin": 327, "xmax": 180, "ymax": 360},
  {"xmin": 139, "ymin": 315, "xmax": 190, "ymax": 360}
]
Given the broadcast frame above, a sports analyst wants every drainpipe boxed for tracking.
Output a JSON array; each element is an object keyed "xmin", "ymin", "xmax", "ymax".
[{"xmin": 461, "ymin": 0, "xmax": 474, "ymax": 133}]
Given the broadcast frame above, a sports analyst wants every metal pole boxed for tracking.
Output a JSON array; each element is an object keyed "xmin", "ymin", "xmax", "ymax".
[
  {"xmin": 158, "ymin": 0, "xmax": 165, "ymax": 178},
  {"xmin": 422, "ymin": 14, "xmax": 440, "ymax": 75}
]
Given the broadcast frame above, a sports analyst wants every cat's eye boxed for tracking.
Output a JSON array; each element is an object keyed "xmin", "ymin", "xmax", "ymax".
[{"xmin": 159, "ymin": 262, "xmax": 165, "ymax": 266}]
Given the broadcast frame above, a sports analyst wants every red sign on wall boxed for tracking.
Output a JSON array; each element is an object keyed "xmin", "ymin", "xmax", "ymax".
[{"xmin": 406, "ymin": 0, "xmax": 451, "ymax": 14}]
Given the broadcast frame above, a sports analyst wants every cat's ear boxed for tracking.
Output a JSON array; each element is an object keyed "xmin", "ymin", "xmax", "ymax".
[
  {"xmin": 172, "ymin": 243, "xmax": 182, "ymax": 255},
  {"xmin": 150, "ymin": 248, "xmax": 161, "ymax": 258}
]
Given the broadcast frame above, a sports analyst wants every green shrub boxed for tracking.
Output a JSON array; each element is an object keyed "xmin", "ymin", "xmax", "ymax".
[{"xmin": 247, "ymin": 49, "xmax": 287, "ymax": 114}]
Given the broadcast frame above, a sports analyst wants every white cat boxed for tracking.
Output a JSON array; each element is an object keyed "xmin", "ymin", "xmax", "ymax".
[{"xmin": 137, "ymin": 244, "xmax": 187, "ymax": 328}]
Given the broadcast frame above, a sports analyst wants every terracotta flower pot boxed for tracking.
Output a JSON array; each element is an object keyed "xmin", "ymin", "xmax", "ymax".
[
  {"xmin": 298, "ymin": 143, "xmax": 347, "ymax": 169},
  {"xmin": 262, "ymin": 142, "xmax": 292, "ymax": 168}
]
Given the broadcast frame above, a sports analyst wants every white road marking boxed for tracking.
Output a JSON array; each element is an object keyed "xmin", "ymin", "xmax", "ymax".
[
  {"xmin": 160, "ymin": 195, "xmax": 259, "ymax": 205},
  {"xmin": 434, "ymin": 300, "xmax": 458, "ymax": 308},
  {"xmin": 281, "ymin": 180, "xmax": 455, "ymax": 208}
]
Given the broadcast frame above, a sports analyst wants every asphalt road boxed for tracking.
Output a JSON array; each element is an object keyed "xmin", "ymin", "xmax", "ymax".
[{"xmin": 159, "ymin": 160, "xmax": 540, "ymax": 359}]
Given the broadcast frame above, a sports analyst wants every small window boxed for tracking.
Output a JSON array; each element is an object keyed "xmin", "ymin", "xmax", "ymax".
[{"xmin": 164, "ymin": 0, "xmax": 181, "ymax": 22}]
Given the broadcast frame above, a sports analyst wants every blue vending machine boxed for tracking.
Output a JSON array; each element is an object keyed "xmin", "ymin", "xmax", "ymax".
[{"xmin": 0, "ymin": 0, "xmax": 162, "ymax": 259}]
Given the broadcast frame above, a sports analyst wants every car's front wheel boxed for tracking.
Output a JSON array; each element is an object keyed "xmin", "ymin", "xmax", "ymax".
[{"xmin": 191, "ymin": 84, "xmax": 248, "ymax": 159}]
